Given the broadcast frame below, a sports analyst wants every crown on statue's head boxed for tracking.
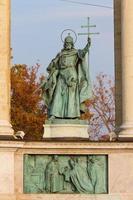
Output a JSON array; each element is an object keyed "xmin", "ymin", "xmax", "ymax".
[{"xmin": 64, "ymin": 33, "xmax": 74, "ymax": 44}]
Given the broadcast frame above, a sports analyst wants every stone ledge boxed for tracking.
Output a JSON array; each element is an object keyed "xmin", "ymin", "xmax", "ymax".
[
  {"xmin": 118, "ymin": 134, "xmax": 133, "ymax": 142},
  {"xmin": 5, "ymin": 194, "xmax": 132, "ymax": 200},
  {"xmin": 0, "ymin": 194, "xmax": 130, "ymax": 200},
  {"xmin": 0, "ymin": 141, "xmax": 133, "ymax": 150}
]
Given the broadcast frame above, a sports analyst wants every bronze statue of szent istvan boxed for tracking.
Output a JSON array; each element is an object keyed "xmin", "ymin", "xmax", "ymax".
[
  {"xmin": 42, "ymin": 30, "xmax": 92, "ymax": 139},
  {"xmin": 42, "ymin": 30, "xmax": 92, "ymax": 120}
]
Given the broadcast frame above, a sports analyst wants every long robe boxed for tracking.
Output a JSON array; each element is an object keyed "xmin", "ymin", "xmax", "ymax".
[
  {"xmin": 42, "ymin": 47, "xmax": 92, "ymax": 118},
  {"xmin": 87, "ymin": 156, "xmax": 107, "ymax": 194},
  {"xmin": 70, "ymin": 162, "xmax": 94, "ymax": 193},
  {"xmin": 45, "ymin": 160, "xmax": 64, "ymax": 193}
]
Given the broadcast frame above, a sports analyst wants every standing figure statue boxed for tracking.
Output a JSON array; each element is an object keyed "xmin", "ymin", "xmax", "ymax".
[
  {"xmin": 67, "ymin": 157, "xmax": 94, "ymax": 193},
  {"xmin": 45, "ymin": 155, "xmax": 64, "ymax": 193},
  {"xmin": 87, "ymin": 156, "xmax": 107, "ymax": 194},
  {"xmin": 42, "ymin": 33, "xmax": 92, "ymax": 119}
]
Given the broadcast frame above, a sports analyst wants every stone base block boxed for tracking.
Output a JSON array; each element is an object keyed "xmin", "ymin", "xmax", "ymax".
[
  {"xmin": 0, "ymin": 142, "xmax": 133, "ymax": 199},
  {"xmin": 43, "ymin": 124, "xmax": 89, "ymax": 138},
  {"xmin": 14, "ymin": 194, "xmax": 125, "ymax": 200},
  {"xmin": 118, "ymin": 125, "xmax": 133, "ymax": 141},
  {"xmin": 0, "ymin": 120, "xmax": 14, "ymax": 137},
  {"xmin": 118, "ymin": 134, "xmax": 133, "ymax": 141}
]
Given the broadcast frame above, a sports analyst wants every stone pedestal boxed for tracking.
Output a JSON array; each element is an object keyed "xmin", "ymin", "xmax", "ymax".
[
  {"xmin": 43, "ymin": 119, "xmax": 89, "ymax": 138},
  {"xmin": 0, "ymin": 141, "xmax": 132, "ymax": 199},
  {"xmin": 43, "ymin": 124, "xmax": 89, "ymax": 138}
]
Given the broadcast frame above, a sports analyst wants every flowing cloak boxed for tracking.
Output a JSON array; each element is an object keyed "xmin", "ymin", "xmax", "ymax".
[
  {"xmin": 70, "ymin": 162, "xmax": 94, "ymax": 193},
  {"xmin": 45, "ymin": 161, "xmax": 64, "ymax": 193},
  {"xmin": 42, "ymin": 47, "xmax": 92, "ymax": 118}
]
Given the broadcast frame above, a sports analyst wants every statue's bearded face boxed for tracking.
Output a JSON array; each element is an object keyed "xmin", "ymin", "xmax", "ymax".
[{"xmin": 64, "ymin": 42, "xmax": 73, "ymax": 50}]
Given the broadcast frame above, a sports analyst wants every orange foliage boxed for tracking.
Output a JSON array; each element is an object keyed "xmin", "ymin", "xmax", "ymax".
[
  {"xmin": 11, "ymin": 64, "xmax": 46, "ymax": 140},
  {"xmin": 80, "ymin": 111, "xmax": 93, "ymax": 120},
  {"xmin": 80, "ymin": 100, "xmax": 94, "ymax": 120}
]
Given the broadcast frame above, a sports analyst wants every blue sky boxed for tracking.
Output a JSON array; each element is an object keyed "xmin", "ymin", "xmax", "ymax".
[{"xmin": 11, "ymin": 0, "xmax": 114, "ymax": 80}]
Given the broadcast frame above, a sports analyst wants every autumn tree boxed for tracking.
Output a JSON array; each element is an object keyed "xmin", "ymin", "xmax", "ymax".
[
  {"xmin": 11, "ymin": 64, "xmax": 46, "ymax": 140},
  {"xmin": 88, "ymin": 73, "xmax": 115, "ymax": 140}
]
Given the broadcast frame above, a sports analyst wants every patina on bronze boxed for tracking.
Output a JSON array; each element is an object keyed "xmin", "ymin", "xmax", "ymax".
[
  {"xmin": 24, "ymin": 154, "xmax": 108, "ymax": 194},
  {"xmin": 41, "ymin": 31, "xmax": 92, "ymax": 120}
]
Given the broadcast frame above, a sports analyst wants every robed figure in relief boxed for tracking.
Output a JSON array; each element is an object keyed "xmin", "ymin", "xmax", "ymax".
[{"xmin": 42, "ymin": 34, "xmax": 92, "ymax": 119}]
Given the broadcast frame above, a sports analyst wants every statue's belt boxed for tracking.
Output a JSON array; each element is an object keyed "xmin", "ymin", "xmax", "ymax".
[{"xmin": 59, "ymin": 65, "xmax": 76, "ymax": 70}]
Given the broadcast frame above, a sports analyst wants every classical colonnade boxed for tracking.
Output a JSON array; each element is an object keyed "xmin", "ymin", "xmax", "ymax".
[{"xmin": 0, "ymin": 0, "xmax": 133, "ymax": 140}]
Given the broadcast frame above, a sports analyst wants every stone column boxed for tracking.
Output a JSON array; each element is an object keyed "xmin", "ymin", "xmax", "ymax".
[
  {"xmin": 118, "ymin": 0, "xmax": 133, "ymax": 140},
  {"xmin": 0, "ymin": 0, "xmax": 13, "ymax": 136},
  {"xmin": 114, "ymin": 0, "xmax": 122, "ymax": 132}
]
